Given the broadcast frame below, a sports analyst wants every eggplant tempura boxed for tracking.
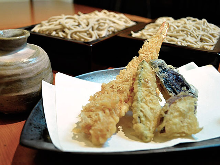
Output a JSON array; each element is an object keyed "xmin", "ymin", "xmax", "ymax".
[{"xmin": 78, "ymin": 22, "xmax": 169, "ymax": 145}]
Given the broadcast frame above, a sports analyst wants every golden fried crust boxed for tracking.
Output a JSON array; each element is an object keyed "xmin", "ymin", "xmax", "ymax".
[
  {"xmin": 131, "ymin": 60, "xmax": 161, "ymax": 142},
  {"xmin": 157, "ymin": 94, "xmax": 202, "ymax": 137},
  {"xmin": 138, "ymin": 22, "xmax": 169, "ymax": 62},
  {"xmin": 79, "ymin": 78, "xmax": 133, "ymax": 145}
]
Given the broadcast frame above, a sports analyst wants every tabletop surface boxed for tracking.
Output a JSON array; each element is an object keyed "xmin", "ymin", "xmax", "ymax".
[{"xmin": 0, "ymin": 1, "xmax": 220, "ymax": 165}]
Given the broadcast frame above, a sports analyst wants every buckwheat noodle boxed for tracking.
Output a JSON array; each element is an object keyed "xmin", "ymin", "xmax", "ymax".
[
  {"xmin": 32, "ymin": 10, "xmax": 136, "ymax": 42},
  {"xmin": 131, "ymin": 17, "xmax": 220, "ymax": 50}
]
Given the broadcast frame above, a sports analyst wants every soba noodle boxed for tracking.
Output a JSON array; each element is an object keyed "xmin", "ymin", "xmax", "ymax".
[
  {"xmin": 131, "ymin": 17, "xmax": 220, "ymax": 50},
  {"xmin": 32, "ymin": 10, "xmax": 136, "ymax": 42}
]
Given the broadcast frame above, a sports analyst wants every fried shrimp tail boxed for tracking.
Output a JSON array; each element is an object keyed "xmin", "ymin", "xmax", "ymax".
[
  {"xmin": 79, "ymin": 22, "xmax": 169, "ymax": 145},
  {"xmin": 131, "ymin": 60, "xmax": 161, "ymax": 142},
  {"xmin": 138, "ymin": 21, "xmax": 169, "ymax": 62}
]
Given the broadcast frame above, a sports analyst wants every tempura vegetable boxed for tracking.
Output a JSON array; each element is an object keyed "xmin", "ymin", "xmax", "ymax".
[
  {"xmin": 131, "ymin": 60, "xmax": 161, "ymax": 142},
  {"xmin": 157, "ymin": 93, "xmax": 202, "ymax": 137},
  {"xmin": 149, "ymin": 59, "xmax": 198, "ymax": 100}
]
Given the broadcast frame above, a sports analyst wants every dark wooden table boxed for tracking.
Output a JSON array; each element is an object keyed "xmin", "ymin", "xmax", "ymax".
[{"xmin": 0, "ymin": 1, "xmax": 220, "ymax": 165}]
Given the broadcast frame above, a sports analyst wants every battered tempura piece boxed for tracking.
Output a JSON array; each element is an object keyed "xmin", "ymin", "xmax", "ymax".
[
  {"xmin": 79, "ymin": 22, "xmax": 169, "ymax": 145},
  {"xmin": 131, "ymin": 60, "xmax": 161, "ymax": 142},
  {"xmin": 149, "ymin": 59, "xmax": 198, "ymax": 100},
  {"xmin": 157, "ymin": 93, "xmax": 202, "ymax": 137}
]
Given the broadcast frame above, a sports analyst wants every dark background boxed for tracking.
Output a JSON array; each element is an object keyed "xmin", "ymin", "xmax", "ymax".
[{"xmin": 74, "ymin": 0, "xmax": 220, "ymax": 25}]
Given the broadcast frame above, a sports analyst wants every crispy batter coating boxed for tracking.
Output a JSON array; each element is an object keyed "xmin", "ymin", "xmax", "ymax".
[
  {"xmin": 157, "ymin": 94, "xmax": 202, "ymax": 137},
  {"xmin": 79, "ymin": 22, "xmax": 169, "ymax": 145},
  {"xmin": 131, "ymin": 60, "xmax": 161, "ymax": 142}
]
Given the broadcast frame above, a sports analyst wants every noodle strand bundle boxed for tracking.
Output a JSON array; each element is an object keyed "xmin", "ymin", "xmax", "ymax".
[
  {"xmin": 132, "ymin": 17, "xmax": 220, "ymax": 50},
  {"xmin": 32, "ymin": 10, "xmax": 136, "ymax": 42}
]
